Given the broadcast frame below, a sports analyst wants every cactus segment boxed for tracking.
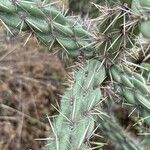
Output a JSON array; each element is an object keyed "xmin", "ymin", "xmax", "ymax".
[
  {"xmin": 139, "ymin": 0, "xmax": 150, "ymax": 8},
  {"xmin": 42, "ymin": 6, "xmax": 67, "ymax": 25},
  {"xmin": 139, "ymin": 21, "xmax": 150, "ymax": 39},
  {"xmin": 0, "ymin": 0, "xmax": 94, "ymax": 57},
  {"xmin": 139, "ymin": 63, "xmax": 150, "ymax": 80},
  {"xmin": 47, "ymin": 60, "xmax": 106, "ymax": 149},
  {"xmin": 57, "ymin": 37, "xmax": 79, "ymax": 50},
  {"xmin": 0, "ymin": 1, "xmax": 16, "ymax": 13},
  {"xmin": 95, "ymin": 0, "xmax": 140, "ymax": 60},
  {"xmin": 36, "ymin": 32, "xmax": 54, "ymax": 45},
  {"xmin": 73, "ymin": 27, "xmax": 92, "ymax": 38},
  {"xmin": 17, "ymin": 1, "xmax": 45, "ymax": 17},
  {"xmin": 132, "ymin": 0, "xmax": 150, "ymax": 39},
  {"xmin": 123, "ymin": 88, "xmax": 136, "ymax": 104},
  {"xmin": 121, "ymin": 75, "xmax": 134, "ymax": 88},
  {"xmin": 133, "ymin": 73, "xmax": 146, "ymax": 84},
  {"xmin": 98, "ymin": 115, "xmax": 142, "ymax": 150},
  {"xmin": 26, "ymin": 16, "xmax": 51, "ymax": 32},
  {"xmin": 110, "ymin": 66, "xmax": 122, "ymax": 82},
  {"xmin": 135, "ymin": 93, "xmax": 150, "ymax": 111},
  {"xmin": 140, "ymin": 109, "xmax": 150, "ymax": 125},
  {"xmin": 132, "ymin": 78, "xmax": 149, "ymax": 94},
  {"xmin": 0, "ymin": 13, "xmax": 29, "ymax": 31},
  {"xmin": 18, "ymin": 0, "xmax": 68, "ymax": 25},
  {"xmin": 52, "ymin": 22, "xmax": 74, "ymax": 36},
  {"xmin": 110, "ymin": 64, "xmax": 150, "ymax": 125}
]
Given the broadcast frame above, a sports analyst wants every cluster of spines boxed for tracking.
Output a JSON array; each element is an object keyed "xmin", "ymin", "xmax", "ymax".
[
  {"xmin": 0, "ymin": 0, "xmax": 94, "ymax": 57},
  {"xmin": 93, "ymin": 0, "xmax": 140, "ymax": 63},
  {"xmin": 46, "ymin": 59, "xmax": 106, "ymax": 149},
  {"xmin": 1, "ymin": 0, "xmax": 149, "ymax": 63},
  {"xmin": 98, "ymin": 115, "xmax": 142, "ymax": 150},
  {"xmin": 2, "ymin": 0, "xmax": 148, "ymax": 62}
]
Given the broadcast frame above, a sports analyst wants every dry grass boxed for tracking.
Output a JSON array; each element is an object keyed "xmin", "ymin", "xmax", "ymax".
[{"xmin": 0, "ymin": 26, "xmax": 66, "ymax": 150}]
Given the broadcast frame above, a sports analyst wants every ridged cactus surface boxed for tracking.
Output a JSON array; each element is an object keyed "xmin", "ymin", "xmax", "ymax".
[
  {"xmin": 110, "ymin": 64, "xmax": 150, "ymax": 125},
  {"xmin": 132, "ymin": 0, "xmax": 150, "ymax": 39},
  {"xmin": 0, "ymin": 0, "xmax": 94, "ymax": 57},
  {"xmin": 139, "ymin": 63, "xmax": 150, "ymax": 80},
  {"xmin": 98, "ymin": 115, "xmax": 142, "ymax": 150},
  {"xmin": 0, "ymin": 0, "xmax": 147, "ymax": 61},
  {"xmin": 0, "ymin": 0, "xmax": 150, "ymax": 150},
  {"xmin": 47, "ymin": 59, "xmax": 106, "ymax": 149},
  {"xmin": 95, "ymin": 0, "xmax": 140, "ymax": 61}
]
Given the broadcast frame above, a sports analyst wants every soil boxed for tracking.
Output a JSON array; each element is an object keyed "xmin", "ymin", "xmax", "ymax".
[{"xmin": 0, "ymin": 27, "xmax": 67, "ymax": 150}]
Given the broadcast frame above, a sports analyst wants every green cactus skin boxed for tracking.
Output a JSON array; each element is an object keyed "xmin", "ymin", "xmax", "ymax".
[
  {"xmin": 98, "ymin": 116, "xmax": 142, "ymax": 150},
  {"xmin": 0, "ymin": 0, "xmax": 143, "ymax": 62},
  {"xmin": 0, "ymin": 0, "xmax": 94, "ymax": 57},
  {"xmin": 139, "ymin": 63, "xmax": 150, "ymax": 80},
  {"xmin": 139, "ymin": 21, "xmax": 150, "ymax": 39},
  {"xmin": 140, "ymin": 135, "xmax": 150, "ymax": 150},
  {"xmin": 95, "ymin": 0, "xmax": 139, "ymax": 61},
  {"xmin": 139, "ymin": 0, "xmax": 150, "ymax": 8},
  {"xmin": 0, "ymin": 0, "xmax": 150, "ymax": 149},
  {"xmin": 132, "ymin": 0, "xmax": 150, "ymax": 39},
  {"xmin": 110, "ymin": 64, "xmax": 150, "ymax": 125},
  {"xmin": 46, "ymin": 59, "xmax": 106, "ymax": 150}
]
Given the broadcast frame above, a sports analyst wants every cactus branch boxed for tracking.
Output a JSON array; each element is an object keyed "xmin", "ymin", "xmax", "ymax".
[
  {"xmin": 98, "ymin": 115, "xmax": 142, "ymax": 150},
  {"xmin": 46, "ymin": 59, "xmax": 106, "ymax": 149},
  {"xmin": 110, "ymin": 64, "xmax": 150, "ymax": 126},
  {"xmin": 0, "ymin": 0, "xmax": 94, "ymax": 57}
]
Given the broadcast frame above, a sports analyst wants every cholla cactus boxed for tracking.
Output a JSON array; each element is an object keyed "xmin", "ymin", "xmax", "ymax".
[
  {"xmin": 0, "ymin": 0, "xmax": 94, "ymax": 57},
  {"xmin": 98, "ymin": 115, "xmax": 142, "ymax": 150},
  {"xmin": 47, "ymin": 59, "xmax": 106, "ymax": 149},
  {"xmin": 93, "ymin": 0, "xmax": 140, "ymax": 63},
  {"xmin": 110, "ymin": 64, "xmax": 150, "ymax": 124},
  {"xmin": 0, "ymin": 0, "xmax": 150, "ymax": 150}
]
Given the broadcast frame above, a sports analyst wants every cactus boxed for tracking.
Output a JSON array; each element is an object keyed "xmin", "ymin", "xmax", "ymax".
[
  {"xmin": 0, "ymin": 0, "xmax": 150, "ymax": 150},
  {"xmin": 46, "ymin": 59, "xmax": 106, "ymax": 149},
  {"xmin": 140, "ymin": 63, "xmax": 150, "ymax": 80},
  {"xmin": 132, "ymin": 0, "xmax": 150, "ymax": 39},
  {"xmin": 98, "ymin": 115, "xmax": 142, "ymax": 150},
  {"xmin": 0, "ymin": 0, "xmax": 145, "ymax": 61},
  {"xmin": 68, "ymin": 0, "xmax": 100, "ymax": 17},
  {"xmin": 110, "ymin": 64, "xmax": 150, "ymax": 125},
  {"xmin": 94, "ymin": 0, "xmax": 140, "ymax": 62},
  {"xmin": 0, "ymin": 0, "xmax": 94, "ymax": 57}
]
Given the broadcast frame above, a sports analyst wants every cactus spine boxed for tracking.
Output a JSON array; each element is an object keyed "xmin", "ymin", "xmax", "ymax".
[
  {"xmin": 0, "ymin": 0, "xmax": 150, "ymax": 150},
  {"xmin": 47, "ymin": 59, "xmax": 106, "ymax": 149},
  {"xmin": 1, "ymin": 0, "xmax": 149, "ymax": 60}
]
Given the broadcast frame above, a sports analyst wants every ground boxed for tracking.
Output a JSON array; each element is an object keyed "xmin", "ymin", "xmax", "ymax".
[{"xmin": 0, "ymin": 26, "xmax": 67, "ymax": 150}]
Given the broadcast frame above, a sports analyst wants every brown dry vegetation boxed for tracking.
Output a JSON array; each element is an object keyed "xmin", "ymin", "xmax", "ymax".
[{"xmin": 0, "ymin": 26, "xmax": 67, "ymax": 150}]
